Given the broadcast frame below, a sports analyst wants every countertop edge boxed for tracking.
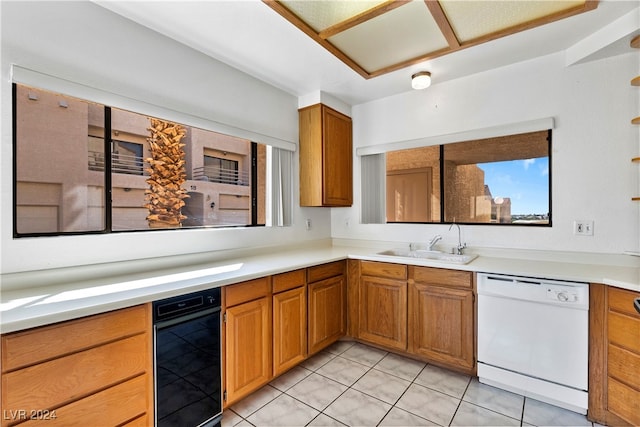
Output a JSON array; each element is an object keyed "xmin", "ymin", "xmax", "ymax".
[{"xmin": 2, "ymin": 242, "xmax": 639, "ymax": 334}]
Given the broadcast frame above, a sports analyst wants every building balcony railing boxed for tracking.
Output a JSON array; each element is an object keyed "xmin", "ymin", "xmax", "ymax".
[
  {"xmin": 193, "ymin": 166, "xmax": 249, "ymax": 186},
  {"xmin": 88, "ymin": 150, "xmax": 145, "ymax": 175},
  {"xmin": 87, "ymin": 152, "xmax": 249, "ymax": 186}
]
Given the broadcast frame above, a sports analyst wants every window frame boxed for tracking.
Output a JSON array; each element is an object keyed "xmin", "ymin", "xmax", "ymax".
[
  {"xmin": 362, "ymin": 127, "xmax": 553, "ymax": 227},
  {"xmin": 12, "ymin": 83, "xmax": 267, "ymax": 238},
  {"xmin": 440, "ymin": 129, "xmax": 552, "ymax": 227}
]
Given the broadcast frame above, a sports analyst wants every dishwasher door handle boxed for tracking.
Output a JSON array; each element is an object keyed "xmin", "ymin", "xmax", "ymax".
[{"xmin": 634, "ymin": 298, "xmax": 640, "ymax": 315}]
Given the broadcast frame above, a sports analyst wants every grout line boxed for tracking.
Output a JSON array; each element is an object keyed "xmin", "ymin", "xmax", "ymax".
[
  {"xmin": 448, "ymin": 378, "xmax": 474, "ymax": 426},
  {"xmin": 385, "ymin": 362, "xmax": 444, "ymax": 426},
  {"xmin": 308, "ymin": 349, "xmax": 392, "ymax": 426},
  {"xmin": 449, "ymin": 398, "xmax": 464, "ymax": 426},
  {"xmin": 285, "ymin": 372, "xmax": 349, "ymax": 413},
  {"xmin": 305, "ymin": 411, "xmax": 344, "ymax": 427},
  {"xmin": 269, "ymin": 366, "xmax": 313, "ymax": 393},
  {"xmin": 230, "ymin": 342, "xmax": 592, "ymax": 427},
  {"xmin": 374, "ymin": 369, "xmax": 417, "ymax": 427},
  {"xmin": 460, "ymin": 400, "xmax": 524, "ymax": 426},
  {"xmin": 232, "ymin": 385, "xmax": 282, "ymax": 422}
]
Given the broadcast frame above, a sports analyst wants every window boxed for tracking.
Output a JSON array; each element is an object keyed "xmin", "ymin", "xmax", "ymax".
[
  {"xmin": 13, "ymin": 83, "xmax": 280, "ymax": 236},
  {"xmin": 112, "ymin": 141, "xmax": 144, "ymax": 176},
  {"xmin": 386, "ymin": 145, "xmax": 441, "ymax": 223},
  {"xmin": 202, "ymin": 156, "xmax": 241, "ymax": 185},
  {"xmin": 368, "ymin": 129, "xmax": 551, "ymax": 226},
  {"xmin": 442, "ymin": 130, "xmax": 550, "ymax": 225},
  {"xmin": 387, "ymin": 168, "xmax": 433, "ymax": 222}
]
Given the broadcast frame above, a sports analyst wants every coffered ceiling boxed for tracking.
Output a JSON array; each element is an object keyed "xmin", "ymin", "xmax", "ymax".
[
  {"xmin": 94, "ymin": 0, "xmax": 639, "ymax": 105},
  {"xmin": 265, "ymin": 0, "xmax": 598, "ymax": 78}
]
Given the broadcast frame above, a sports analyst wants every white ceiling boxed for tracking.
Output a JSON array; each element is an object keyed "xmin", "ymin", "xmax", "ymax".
[{"xmin": 95, "ymin": 1, "xmax": 639, "ymax": 106}]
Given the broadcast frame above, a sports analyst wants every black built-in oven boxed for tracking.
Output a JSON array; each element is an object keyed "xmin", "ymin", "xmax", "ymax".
[{"xmin": 153, "ymin": 288, "xmax": 222, "ymax": 427}]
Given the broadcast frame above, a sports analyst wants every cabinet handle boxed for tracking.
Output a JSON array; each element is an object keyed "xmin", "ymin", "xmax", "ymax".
[{"xmin": 634, "ymin": 298, "xmax": 640, "ymax": 315}]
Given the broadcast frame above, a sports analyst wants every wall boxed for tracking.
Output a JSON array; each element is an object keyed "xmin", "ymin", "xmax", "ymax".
[
  {"xmin": 333, "ymin": 51, "xmax": 640, "ymax": 254},
  {"xmin": 0, "ymin": 1, "xmax": 331, "ymax": 273}
]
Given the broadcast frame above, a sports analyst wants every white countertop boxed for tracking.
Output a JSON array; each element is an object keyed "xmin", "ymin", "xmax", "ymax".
[{"xmin": 2, "ymin": 239, "xmax": 639, "ymax": 334}]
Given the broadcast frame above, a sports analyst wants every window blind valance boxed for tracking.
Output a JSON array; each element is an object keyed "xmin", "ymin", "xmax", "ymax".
[
  {"xmin": 356, "ymin": 117, "xmax": 554, "ymax": 156},
  {"xmin": 11, "ymin": 65, "xmax": 297, "ymax": 152}
]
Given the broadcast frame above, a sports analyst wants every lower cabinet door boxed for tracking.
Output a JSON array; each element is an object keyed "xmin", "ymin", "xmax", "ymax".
[
  {"xmin": 607, "ymin": 376, "xmax": 640, "ymax": 426},
  {"xmin": 359, "ymin": 276, "xmax": 407, "ymax": 351},
  {"xmin": 273, "ymin": 286, "xmax": 307, "ymax": 376},
  {"xmin": 308, "ymin": 275, "xmax": 346, "ymax": 354},
  {"xmin": 409, "ymin": 283, "xmax": 474, "ymax": 371},
  {"xmin": 225, "ymin": 297, "xmax": 271, "ymax": 404},
  {"xmin": 606, "ymin": 286, "xmax": 640, "ymax": 426}
]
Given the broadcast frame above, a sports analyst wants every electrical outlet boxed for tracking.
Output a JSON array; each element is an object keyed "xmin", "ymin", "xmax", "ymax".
[
  {"xmin": 305, "ymin": 218, "xmax": 312, "ymax": 230},
  {"xmin": 573, "ymin": 220, "xmax": 594, "ymax": 236}
]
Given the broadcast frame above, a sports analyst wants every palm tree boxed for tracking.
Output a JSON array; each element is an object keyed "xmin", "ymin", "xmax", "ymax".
[{"xmin": 144, "ymin": 118, "xmax": 189, "ymax": 228}]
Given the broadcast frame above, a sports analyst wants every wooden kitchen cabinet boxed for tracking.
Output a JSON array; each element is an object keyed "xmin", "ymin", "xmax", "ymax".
[
  {"xmin": 1, "ymin": 304, "xmax": 153, "ymax": 427},
  {"xmin": 348, "ymin": 261, "xmax": 475, "ymax": 375},
  {"xmin": 408, "ymin": 266, "xmax": 475, "ymax": 374},
  {"xmin": 224, "ymin": 277, "xmax": 272, "ymax": 406},
  {"xmin": 272, "ymin": 269, "xmax": 307, "ymax": 376},
  {"xmin": 358, "ymin": 261, "xmax": 408, "ymax": 351},
  {"xmin": 307, "ymin": 261, "xmax": 347, "ymax": 354},
  {"xmin": 589, "ymin": 284, "xmax": 640, "ymax": 426},
  {"xmin": 299, "ymin": 103, "xmax": 352, "ymax": 207}
]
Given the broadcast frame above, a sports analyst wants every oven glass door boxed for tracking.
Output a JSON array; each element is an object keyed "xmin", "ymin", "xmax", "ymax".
[{"xmin": 155, "ymin": 308, "xmax": 222, "ymax": 427}]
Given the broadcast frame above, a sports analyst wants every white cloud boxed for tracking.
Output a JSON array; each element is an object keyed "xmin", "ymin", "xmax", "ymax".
[
  {"xmin": 540, "ymin": 164, "xmax": 549, "ymax": 176},
  {"xmin": 523, "ymin": 159, "xmax": 535, "ymax": 170}
]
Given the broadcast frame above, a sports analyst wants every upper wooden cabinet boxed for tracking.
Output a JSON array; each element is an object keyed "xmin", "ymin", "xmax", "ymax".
[{"xmin": 299, "ymin": 104, "xmax": 353, "ymax": 207}]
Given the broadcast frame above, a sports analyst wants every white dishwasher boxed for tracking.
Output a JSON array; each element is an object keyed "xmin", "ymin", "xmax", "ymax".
[{"xmin": 477, "ymin": 273, "xmax": 589, "ymax": 414}]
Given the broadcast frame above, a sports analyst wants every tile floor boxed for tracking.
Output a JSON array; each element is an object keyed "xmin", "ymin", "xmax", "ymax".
[{"xmin": 222, "ymin": 341, "xmax": 598, "ymax": 427}]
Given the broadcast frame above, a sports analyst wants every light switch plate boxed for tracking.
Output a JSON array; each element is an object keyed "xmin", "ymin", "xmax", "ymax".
[{"xmin": 573, "ymin": 220, "xmax": 594, "ymax": 236}]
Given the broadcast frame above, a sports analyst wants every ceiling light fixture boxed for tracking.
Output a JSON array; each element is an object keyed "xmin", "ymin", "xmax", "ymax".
[{"xmin": 411, "ymin": 71, "xmax": 431, "ymax": 90}]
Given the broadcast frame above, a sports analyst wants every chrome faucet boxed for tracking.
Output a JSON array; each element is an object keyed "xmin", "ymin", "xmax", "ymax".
[
  {"xmin": 427, "ymin": 234, "xmax": 442, "ymax": 251},
  {"xmin": 409, "ymin": 234, "xmax": 442, "ymax": 252},
  {"xmin": 449, "ymin": 223, "xmax": 466, "ymax": 255}
]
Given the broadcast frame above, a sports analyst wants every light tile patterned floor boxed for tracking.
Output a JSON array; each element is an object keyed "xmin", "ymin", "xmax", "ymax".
[{"xmin": 222, "ymin": 341, "xmax": 597, "ymax": 427}]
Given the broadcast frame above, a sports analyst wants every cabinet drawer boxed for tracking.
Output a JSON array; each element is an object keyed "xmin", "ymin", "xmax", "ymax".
[
  {"xmin": 225, "ymin": 277, "xmax": 271, "ymax": 307},
  {"xmin": 608, "ymin": 343, "xmax": 640, "ymax": 389},
  {"xmin": 608, "ymin": 377, "xmax": 640, "ymax": 426},
  {"xmin": 2, "ymin": 334, "xmax": 148, "ymax": 413},
  {"xmin": 14, "ymin": 375, "xmax": 148, "ymax": 427},
  {"xmin": 307, "ymin": 261, "xmax": 345, "ymax": 283},
  {"xmin": 608, "ymin": 311, "xmax": 640, "ymax": 354},
  {"xmin": 361, "ymin": 261, "xmax": 407, "ymax": 280},
  {"xmin": 409, "ymin": 266, "xmax": 472, "ymax": 289},
  {"xmin": 608, "ymin": 287, "xmax": 640, "ymax": 318},
  {"xmin": 2, "ymin": 305, "xmax": 148, "ymax": 372},
  {"xmin": 273, "ymin": 269, "xmax": 305, "ymax": 294},
  {"xmin": 123, "ymin": 414, "xmax": 150, "ymax": 427}
]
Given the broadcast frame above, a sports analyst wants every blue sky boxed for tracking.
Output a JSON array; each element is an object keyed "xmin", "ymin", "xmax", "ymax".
[{"xmin": 478, "ymin": 157, "xmax": 549, "ymax": 215}]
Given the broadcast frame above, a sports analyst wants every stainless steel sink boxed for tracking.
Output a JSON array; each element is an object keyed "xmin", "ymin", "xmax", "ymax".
[{"xmin": 377, "ymin": 249, "xmax": 477, "ymax": 265}]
